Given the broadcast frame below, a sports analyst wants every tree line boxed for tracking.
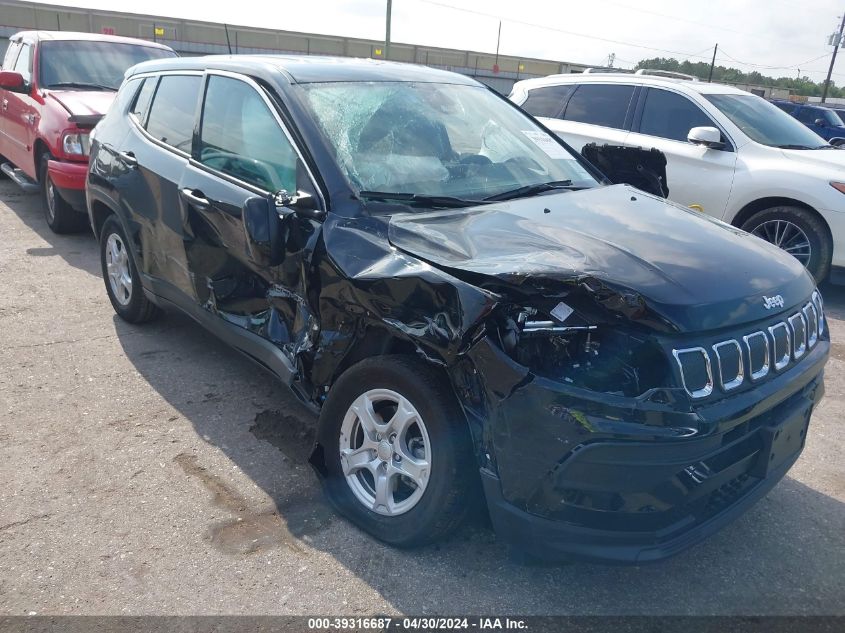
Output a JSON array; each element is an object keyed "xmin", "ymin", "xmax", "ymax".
[{"xmin": 634, "ymin": 57, "xmax": 844, "ymax": 98}]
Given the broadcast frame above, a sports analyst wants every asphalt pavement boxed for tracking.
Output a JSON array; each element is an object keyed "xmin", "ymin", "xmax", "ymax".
[{"xmin": 0, "ymin": 179, "xmax": 842, "ymax": 615}]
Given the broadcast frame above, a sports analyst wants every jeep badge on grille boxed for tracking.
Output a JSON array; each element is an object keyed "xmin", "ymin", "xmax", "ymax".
[{"xmin": 763, "ymin": 294, "xmax": 785, "ymax": 310}]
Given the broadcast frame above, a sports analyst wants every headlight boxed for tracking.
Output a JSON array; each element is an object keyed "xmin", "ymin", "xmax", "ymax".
[
  {"xmin": 62, "ymin": 132, "xmax": 90, "ymax": 157},
  {"xmin": 496, "ymin": 304, "xmax": 670, "ymax": 398}
]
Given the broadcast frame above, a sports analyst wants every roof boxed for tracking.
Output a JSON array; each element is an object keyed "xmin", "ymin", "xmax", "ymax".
[
  {"xmin": 128, "ymin": 54, "xmax": 483, "ymax": 85},
  {"xmin": 512, "ymin": 72, "xmax": 751, "ymax": 97},
  {"xmin": 10, "ymin": 30, "xmax": 174, "ymax": 51}
]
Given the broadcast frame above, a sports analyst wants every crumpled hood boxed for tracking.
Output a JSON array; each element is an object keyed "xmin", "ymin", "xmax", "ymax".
[
  {"xmin": 388, "ymin": 185, "xmax": 815, "ymax": 333},
  {"xmin": 48, "ymin": 90, "xmax": 115, "ymax": 119}
]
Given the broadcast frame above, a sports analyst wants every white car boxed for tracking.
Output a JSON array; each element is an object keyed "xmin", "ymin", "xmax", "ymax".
[{"xmin": 509, "ymin": 72, "xmax": 845, "ymax": 283}]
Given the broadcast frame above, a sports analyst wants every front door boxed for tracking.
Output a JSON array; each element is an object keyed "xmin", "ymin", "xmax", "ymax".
[
  {"xmin": 179, "ymin": 73, "xmax": 321, "ymax": 351},
  {"xmin": 626, "ymin": 87, "xmax": 737, "ymax": 218},
  {"xmin": 3, "ymin": 41, "xmax": 38, "ymax": 177}
]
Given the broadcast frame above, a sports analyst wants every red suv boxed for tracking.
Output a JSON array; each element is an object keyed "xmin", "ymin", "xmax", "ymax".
[{"xmin": 0, "ymin": 31, "xmax": 175, "ymax": 232}]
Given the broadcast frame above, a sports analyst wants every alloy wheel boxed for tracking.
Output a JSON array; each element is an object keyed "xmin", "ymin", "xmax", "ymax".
[
  {"xmin": 750, "ymin": 219, "xmax": 812, "ymax": 267},
  {"xmin": 339, "ymin": 388, "xmax": 431, "ymax": 516},
  {"xmin": 105, "ymin": 233, "xmax": 133, "ymax": 306},
  {"xmin": 45, "ymin": 177, "xmax": 57, "ymax": 223}
]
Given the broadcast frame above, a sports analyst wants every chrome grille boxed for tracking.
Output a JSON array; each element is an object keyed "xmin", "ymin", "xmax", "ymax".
[
  {"xmin": 673, "ymin": 293, "xmax": 825, "ymax": 399},
  {"xmin": 712, "ymin": 340, "xmax": 743, "ymax": 391},
  {"xmin": 743, "ymin": 331, "xmax": 769, "ymax": 382},
  {"xmin": 768, "ymin": 322, "xmax": 791, "ymax": 371}
]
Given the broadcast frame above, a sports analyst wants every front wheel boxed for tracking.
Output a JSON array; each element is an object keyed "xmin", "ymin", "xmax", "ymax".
[
  {"xmin": 40, "ymin": 155, "xmax": 87, "ymax": 234},
  {"xmin": 741, "ymin": 206, "xmax": 831, "ymax": 282},
  {"xmin": 318, "ymin": 355, "xmax": 475, "ymax": 547}
]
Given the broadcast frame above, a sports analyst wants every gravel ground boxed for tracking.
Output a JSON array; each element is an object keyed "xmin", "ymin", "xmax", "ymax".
[{"xmin": 0, "ymin": 179, "xmax": 842, "ymax": 616}]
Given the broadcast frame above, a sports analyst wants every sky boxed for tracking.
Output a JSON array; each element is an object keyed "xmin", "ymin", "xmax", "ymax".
[{"xmin": 28, "ymin": 0, "xmax": 845, "ymax": 83}]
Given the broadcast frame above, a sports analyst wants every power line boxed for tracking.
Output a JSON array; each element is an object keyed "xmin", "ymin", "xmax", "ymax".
[
  {"xmin": 592, "ymin": 0, "xmax": 750, "ymax": 36},
  {"xmin": 412, "ymin": 0, "xmax": 718, "ymax": 60},
  {"xmin": 412, "ymin": 0, "xmax": 835, "ymax": 78}
]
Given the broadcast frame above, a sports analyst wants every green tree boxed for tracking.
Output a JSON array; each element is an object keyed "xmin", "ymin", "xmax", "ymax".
[{"xmin": 634, "ymin": 57, "xmax": 841, "ymax": 98}]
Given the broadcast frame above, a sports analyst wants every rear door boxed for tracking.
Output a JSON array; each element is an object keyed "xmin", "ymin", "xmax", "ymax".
[
  {"xmin": 117, "ymin": 72, "xmax": 203, "ymax": 299},
  {"xmin": 538, "ymin": 83, "xmax": 637, "ymax": 152},
  {"xmin": 625, "ymin": 87, "xmax": 737, "ymax": 218},
  {"xmin": 178, "ymin": 72, "xmax": 319, "ymax": 345}
]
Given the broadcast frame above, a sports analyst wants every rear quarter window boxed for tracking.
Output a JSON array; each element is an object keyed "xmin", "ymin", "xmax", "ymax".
[
  {"xmin": 130, "ymin": 77, "xmax": 157, "ymax": 125},
  {"xmin": 144, "ymin": 75, "xmax": 202, "ymax": 153},
  {"xmin": 520, "ymin": 85, "xmax": 575, "ymax": 118}
]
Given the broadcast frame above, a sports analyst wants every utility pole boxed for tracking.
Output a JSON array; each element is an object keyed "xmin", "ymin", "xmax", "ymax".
[
  {"xmin": 385, "ymin": 0, "xmax": 392, "ymax": 60},
  {"xmin": 822, "ymin": 13, "xmax": 845, "ymax": 103},
  {"xmin": 708, "ymin": 43, "xmax": 718, "ymax": 82},
  {"xmin": 224, "ymin": 24, "xmax": 233, "ymax": 54},
  {"xmin": 494, "ymin": 20, "xmax": 501, "ymax": 72}
]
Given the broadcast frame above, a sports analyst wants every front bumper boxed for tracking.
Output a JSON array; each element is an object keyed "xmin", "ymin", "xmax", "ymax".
[
  {"xmin": 47, "ymin": 159, "xmax": 87, "ymax": 210},
  {"xmin": 473, "ymin": 337, "xmax": 828, "ymax": 564}
]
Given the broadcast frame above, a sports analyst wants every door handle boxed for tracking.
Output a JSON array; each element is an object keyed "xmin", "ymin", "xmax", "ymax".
[
  {"xmin": 180, "ymin": 188, "xmax": 210, "ymax": 209},
  {"xmin": 118, "ymin": 151, "xmax": 138, "ymax": 167},
  {"xmin": 1, "ymin": 98, "xmax": 7, "ymax": 111}
]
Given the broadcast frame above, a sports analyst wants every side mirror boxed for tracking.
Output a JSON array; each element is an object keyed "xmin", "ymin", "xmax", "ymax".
[
  {"xmin": 814, "ymin": 118, "xmax": 826, "ymax": 127},
  {"xmin": 687, "ymin": 126, "xmax": 724, "ymax": 149},
  {"xmin": 0, "ymin": 71, "xmax": 26, "ymax": 92},
  {"xmin": 243, "ymin": 196, "xmax": 283, "ymax": 267},
  {"xmin": 274, "ymin": 189, "xmax": 325, "ymax": 220}
]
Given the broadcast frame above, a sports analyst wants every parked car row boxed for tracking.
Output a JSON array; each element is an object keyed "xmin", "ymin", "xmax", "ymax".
[
  {"xmin": 770, "ymin": 99, "xmax": 845, "ymax": 142},
  {"xmin": 0, "ymin": 34, "xmax": 832, "ymax": 563},
  {"xmin": 509, "ymin": 73, "xmax": 845, "ymax": 284}
]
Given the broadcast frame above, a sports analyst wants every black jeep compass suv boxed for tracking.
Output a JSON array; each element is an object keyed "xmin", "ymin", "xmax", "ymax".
[{"xmin": 86, "ymin": 56, "xmax": 829, "ymax": 563}]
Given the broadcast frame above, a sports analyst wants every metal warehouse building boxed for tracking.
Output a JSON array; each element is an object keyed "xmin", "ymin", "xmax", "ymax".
[
  {"xmin": 0, "ymin": 0, "xmax": 595, "ymax": 94},
  {"xmin": 0, "ymin": 0, "xmax": 791, "ymax": 97}
]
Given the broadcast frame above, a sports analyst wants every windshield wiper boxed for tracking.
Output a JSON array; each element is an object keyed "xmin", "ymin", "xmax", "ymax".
[
  {"xmin": 483, "ymin": 180, "xmax": 581, "ymax": 201},
  {"xmin": 775, "ymin": 144, "xmax": 815, "ymax": 150},
  {"xmin": 358, "ymin": 191, "xmax": 487, "ymax": 209},
  {"xmin": 46, "ymin": 82, "xmax": 117, "ymax": 91}
]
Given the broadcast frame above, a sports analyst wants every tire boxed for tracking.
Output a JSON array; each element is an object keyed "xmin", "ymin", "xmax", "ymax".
[
  {"xmin": 99, "ymin": 215, "xmax": 160, "ymax": 324},
  {"xmin": 741, "ymin": 206, "xmax": 831, "ymax": 282},
  {"xmin": 39, "ymin": 154, "xmax": 88, "ymax": 234},
  {"xmin": 318, "ymin": 355, "xmax": 475, "ymax": 547}
]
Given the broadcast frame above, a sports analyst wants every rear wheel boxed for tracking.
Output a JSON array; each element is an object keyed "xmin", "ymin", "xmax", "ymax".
[
  {"xmin": 40, "ymin": 154, "xmax": 88, "ymax": 234},
  {"xmin": 741, "ymin": 205, "xmax": 831, "ymax": 282},
  {"xmin": 99, "ymin": 215, "xmax": 159, "ymax": 323},
  {"xmin": 318, "ymin": 355, "xmax": 475, "ymax": 547}
]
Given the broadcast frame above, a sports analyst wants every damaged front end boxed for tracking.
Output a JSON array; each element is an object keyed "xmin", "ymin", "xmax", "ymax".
[{"xmin": 379, "ymin": 185, "xmax": 828, "ymax": 563}]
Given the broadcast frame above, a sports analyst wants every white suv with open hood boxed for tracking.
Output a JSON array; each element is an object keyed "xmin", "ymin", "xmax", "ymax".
[{"xmin": 510, "ymin": 73, "xmax": 845, "ymax": 283}]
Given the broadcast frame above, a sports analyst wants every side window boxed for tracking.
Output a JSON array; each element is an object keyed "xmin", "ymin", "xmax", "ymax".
[
  {"xmin": 13, "ymin": 43, "xmax": 32, "ymax": 82},
  {"xmin": 131, "ymin": 77, "xmax": 157, "ymax": 125},
  {"xmin": 797, "ymin": 108, "xmax": 818, "ymax": 125},
  {"xmin": 198, "ymin": 75, "xmax": 297, "ymax": 192},
  {"xmin": 3, "ymin": 41, "xmax": 21, "ymax": 70},
  {"xmin": 521, "ymin": 85, "xmax": 576, "ymax": 119},
  {"xmin": 145, "ymin": 75, "xmax": 202, "ymax": 153},
  {"xmin": 563, "ymin": 84, "xmax": 635, "ymax": 129},
  {"xmin": 638, "ymin": 89, "xmax": 714, "ymax": 142},
  {"xmin": 773, "ymin": 102, "xmax": 795, "ymax": 114}
]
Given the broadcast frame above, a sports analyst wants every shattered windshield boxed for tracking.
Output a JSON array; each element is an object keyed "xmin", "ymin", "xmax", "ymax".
[{"xmin": 299, "ymin": 81, "xmax": 598, "ymax": 204}]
